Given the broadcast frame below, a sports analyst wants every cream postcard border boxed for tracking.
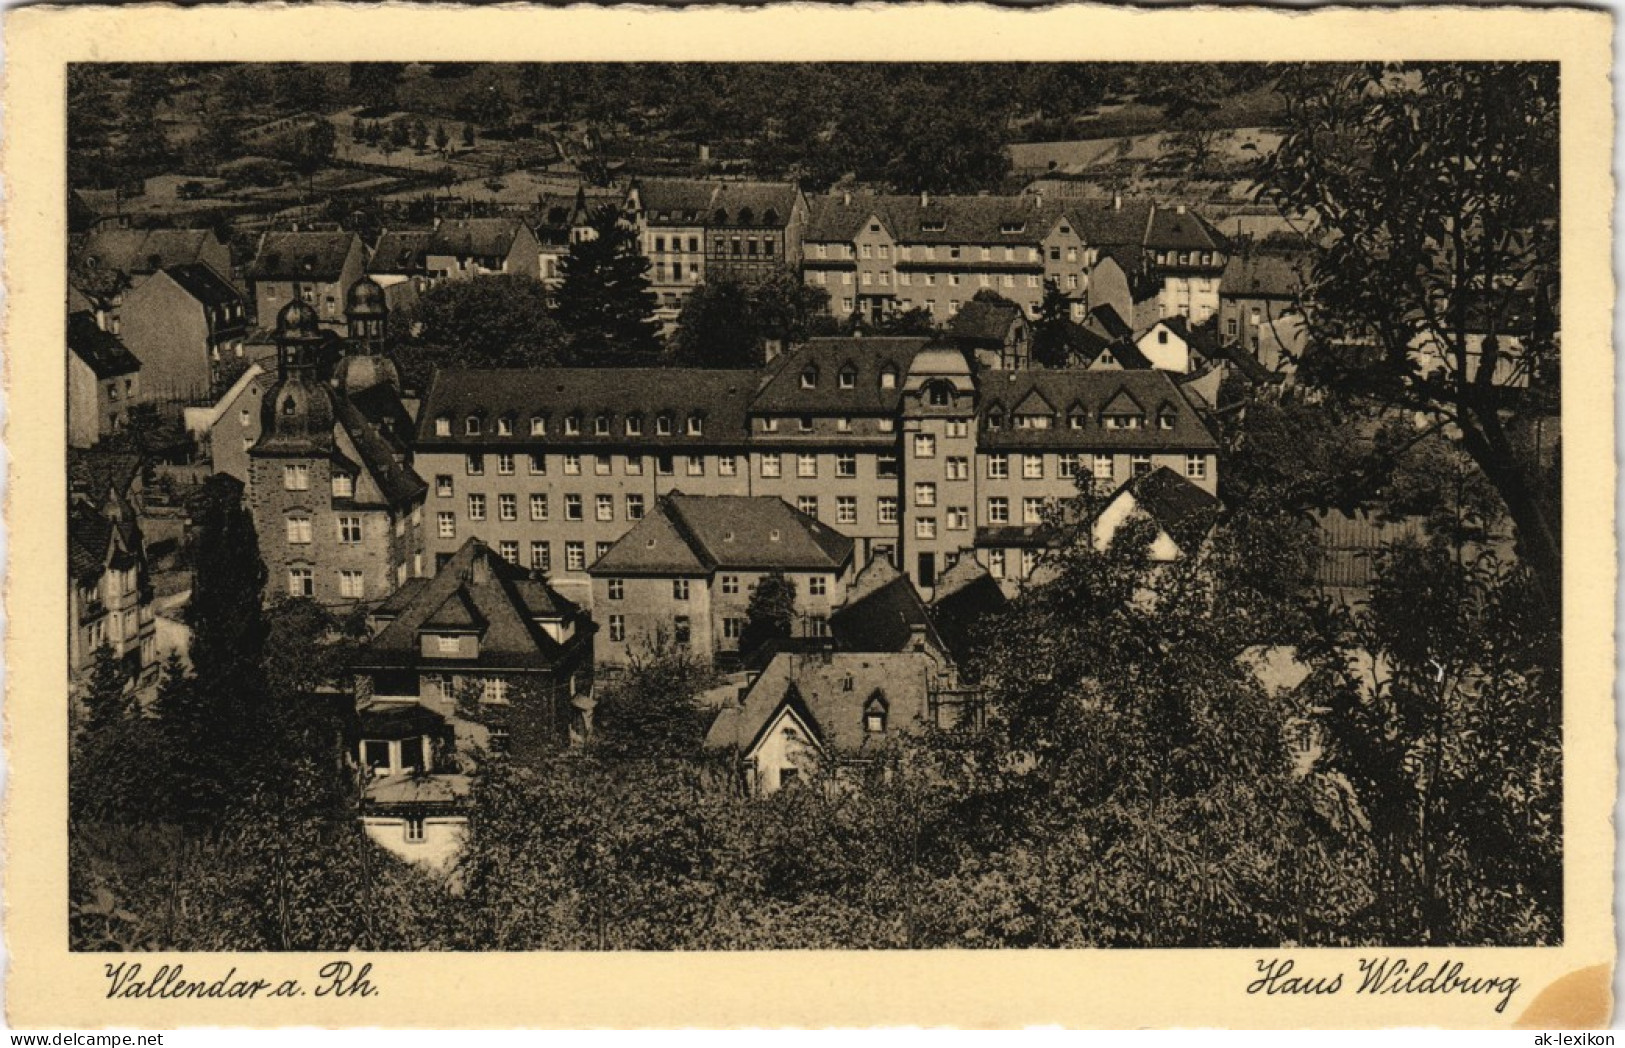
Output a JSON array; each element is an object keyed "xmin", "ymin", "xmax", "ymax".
[{"xmin": 3, "ymin": 4, "xmax": 1614, "ymax": 1029}]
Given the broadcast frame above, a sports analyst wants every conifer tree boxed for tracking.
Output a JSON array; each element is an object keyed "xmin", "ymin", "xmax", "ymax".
[{"xmin": 553, "ymin": 204, "xmax": 663, "ymax": 366}]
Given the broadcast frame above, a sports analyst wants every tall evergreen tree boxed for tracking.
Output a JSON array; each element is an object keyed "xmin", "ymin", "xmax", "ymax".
[
  {"xmin": 554, "ymin": 205, "xmax": 663, "ymax": 367},
  {"xmin": 740, "ymin": 572, "xmax": 797, "ymax": 657},
  {"xmin": 1031, "ymin": 279, "xmax": 1079, "ymax": 369}
]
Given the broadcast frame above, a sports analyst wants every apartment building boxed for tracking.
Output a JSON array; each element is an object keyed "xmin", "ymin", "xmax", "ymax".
[
  {"xmin": 246, "ymin": 230, "xmax": 367, "ymax": 331},
  {"xmin": 411, "ymin": 337, "xmax": 1218, "ymax": 611}
]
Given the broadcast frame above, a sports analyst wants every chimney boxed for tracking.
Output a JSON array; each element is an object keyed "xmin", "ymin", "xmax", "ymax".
[
  {"xmin": 763, "ymin": 338, "xmax": 783, "ymax": 364},
  {"xmin": 908, "ymin": 622, "xmax": 928, "ymax": 652},
  {"xmin": 920, "ymin": 190, "xmax": 930, "ymax": 208},
  {"xmin": 842, "ymin": 190, "xmax": 851, "ymax": 206},
  {"xmin": 1112, "ymin": 192, "xmax": 1122, "ymax": 212}
]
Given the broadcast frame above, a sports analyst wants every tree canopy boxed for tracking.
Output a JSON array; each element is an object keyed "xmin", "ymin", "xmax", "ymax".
[
  {"xmin": 553, "ymin": 206, "xmax": 663, "ymax": 367},
  {"xmin": 397, "ymin": 273, "xmax": 566, "ymax": 388}
]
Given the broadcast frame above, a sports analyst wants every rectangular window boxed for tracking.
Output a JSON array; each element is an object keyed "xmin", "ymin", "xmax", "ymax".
[
  {"xmin": 283, "ymin": 464, "xmax": 309, "ymax": 491},
  {"xmin": 288, "ymin": 567, "xmax": 314, "ymax": 597},
  {"xmin": 878, "ymin": 496, "xmax": 899, "ymax": 525},
  {"xmin": 1023, "ymin": 497, "xmax": 1044, "ymax": 525},
  {"xmin": 687, "ymin": 455, "xmax": 705, "ymax": 476},
  {"xmin": 609, "ymin": 614, "xmax": 626, "ymax": 643},
  {"xmin": 877, "ymin": 454, "xmax": 899, "ymax": 479},
  {"xmin": 837, "ymin": 496, "xmax": 857, "ymax": 524},
  {"xmin": 498, "ymin": 494, "xmax": 516, "ymax": 521},
  {"xmin": 1132, "ymin": 454, "xmax": 1152, "ymax": 477},
  {"xmin": 673, "ymin": 615, "xmax": 692, "ymax": 647},
  {"xmin": 564, "ymin": 416, "xmax": 581, "ymax": 436},
  {"xmin": 946, "ymin": 456, "xmax": 969, "ymax": 481},
  {"xmin": 836, "ymin": 453, "xmax": 857, "ymax": 478},
  {"xmin": 437, "ymin": 512, "xmax": 455, "ymax": 539},
  {"xmin": 332, "ymin": 474, "xmax": 354, "ymax": 499},
  {"xmin": 1186, "ymin": 454, "xmax": 1207, "ymax": 479},
  {"xmin": 988, "ymin": 497, "xmax": 1009, "ymax": 524},
  {"xmin": 338, "ymin": 516, "xmax": 363, "ymax": 543},
  {"xmin": 913, "ymin": 433, "xmax": 936, "ymax": 458},
  {"xmin": 596, "ymin": 541, "xmax": 612, "ymax": 562},
  {"xmin": 878, "ymin": 418, "xmax": 895, "ymax": 433},
  {"xmin": 565, "ymin": 494, "xmax": 583, "ymax": 521},
  {"xmin": 595, "ymin": 455, "xmax": 612, "ymax": 476},
  {"xmin": 339, "ymin": 570, "xmax": 364, "ymax": 599},
  {"xmin": 596, "ymin": 494, "xmax": 614, "ymax": 522},
  {"xmin": 721, "ymin": 575, "xmax": 739, "ymax": 595},
  {"xmin": 482, "ymin": 678, "xmax": 509, "ymax": 704},
  {"xmin": 915, "ymin": 517, "xmax": 937, "ymax": 540},
  {"xmin": 497, "ymin": 453, "xmax": 515, "ymax": 475},
  {"xmin": 1021, "ymin": 549, "xmax": 1039, "ymax": 578},
  {"xmin": 946, "ymin": 419, "xmax": 969, "ymax": 438},
  {"xmin": 530, "ymin": 541, "xmax": 550, "ymax": 571},
  {"xmin": 988, "ymin": 549, "xmax": 1006, "ymax": 579},
  {"xmin": 809, "ymin": 576, "xmax": 827, "ymax": 597},
  {"xmin": 947, "ymin": 506, "xmax": 969, "ymax": 530},
  {"xmin": 722, "ymin": 617, "xmax": 744, "ymax": 642},
  {"xmin": 530, "ymin": 416, "xmax": 547, "ymax": 436},
  {"xmin": 673, "ymin": 579, "xmax": 690, "ymax": 601},
  {"xmin": 798, "ymin": 495, "xmax": 819, "ymax": 517},
  {"xmin": 436, "ymin": 475, "xmax": 453, "ymax": 497},
  {"xmin": 530, "ymin": 494, "xmax": 549, "ymax": 521},
  {"xmin": 657, "ymin": 455, "xmax": 675, "ymax": 476},
  {"xmin": 625, "ymin": 455, "xmax": 643, "ymax": 475},
  {"xmin": 1024, "ymin": 454, "xmax": 1044, "ymax": 480},
  {"xmin": 656, "ymin": 415, "xmax": 673, "ymax": 436},
  {"xmin": 286, "ymin": 517, "xmax": 312, "ymax": 545},
  {"xmin": 799, "ymin": 416, "xmax": 814, "ymax": 433},
  {"xmin": 719, "ymin": 454, "xmax": 738, "ymax": 476},
  {"xmin": 499, "ymin": 540, "xmax": 519, "ymax": 564},
  {"xmin": 564, "ymin": 454, "xmax": 581, "ymax": 475},
  {"xmin": 466, "ymin": 454, "xmax": 484, "ymax": 476},
  {"xmin": 626, "ymin": 494, "xmax": 645, "ymax": 520},
  {"xmin": 797, "ymin": 453, "xmax": 817, "ymax": 478},
  {"xmin": 914, "ymin": 482, "xmax": 937, "ymax": 507},
  {"xmin": 761, "ymin": 453, "xmax": 781, "ymax": 478},
  {"xmin": 529, "ymin": 453, "xmax": 546, "ymax": 475},
  {"xmin": 1094, "ymin": 454, "xmax": 1114, "ymax": 482},
  {"xmin": 566, "ymin": 542, "xmax": 585, "ymax": 571},
  {"xmin": 761, "ymin": 418, "xmax": 779, "ymax": 433},
  {"xmin": 987, "ymin": 455, "xmax": 1009, "ymax": 480},
  {"xmin": 467, "ymin": 494, "xmax": 486, "ymax": 521}
]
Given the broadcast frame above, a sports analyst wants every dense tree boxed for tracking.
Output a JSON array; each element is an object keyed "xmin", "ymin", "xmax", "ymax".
[
  {"xmin": 739, "ymin": 572, "xmax": 797, "ymax": 658},
  {"xmin": 1261, "ymin": 62, "xmax": 1561, "ymax": 609},
  {"xmin": 397, "ymin": 274, "xmax": 566, "ymax": 387},
  {"xmin": 868, "ymin": 307, "xmax": 937, "ymax": 337},
  {"xmin": 590, "ymin": 649, "xmax": 718, "ymax": 761},
  {"xmin": 553, "ymin": 205, "xmax": 663, "ymax": 367},
  {"xmin": 669, "ymin": 272, "xmax": 831, "ymax": 369},
  {"xmin": 1031, "ymin": 279, "xmax": 1080, "ymax": 368},
  {"xmin": 347, "ymin": 62, "xmax": 406, "ymax": 106},
  {"xmin": 1164, "ymin": 108, "xmax": 1221, "ymax": 176}
]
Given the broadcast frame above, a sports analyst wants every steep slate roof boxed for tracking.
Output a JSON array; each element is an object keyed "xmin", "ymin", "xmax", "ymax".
[
  {"xmin": 248, "ymin": 231, "xmax": 359, "ymax": 282},
  {"xmin": 806, "ymin": 193, "xmax": 1075, "ymax": 246},
  {"xmin": 78, "ymin": 228, "xmax": 221, "ymax": 276},
  {"xmin": 709, "ymin": 181, "xmax": 800, "ymax": 226},
  {"xmin": 356, "ymin": 538, "xmax": 583, "ymax": 672},
  {"xmin": 416, "ymin": 368, "xmax": 759, "ymax": 447},
  {"xmin": 428, "ymin": 217, "xmax": 529, "ymax": 259},
  {"xmin": 161, "ymin": 262, "xmax": 243, "ymax": 311},
  {"xmin": 1105, "ymin": 466, "xmax": 1222, "ymax": 553},
  {"xmin": 929, "ymin": 557, "xmax": 1008, "ymax": 670},
  {"xmin": 1086, "ymin": 303, "xmax": 1134, "ymax": 341},
  {"xmin": 946, "ymin": 300, "xmax": 1025, "ymax": 343},
  {"xmin": 68, "ymin": 498, "xmax": 142, "ymax": 585},
  {"xmin": 976, "ymin": 370, "xmax": 1218, "ymax": 451},
  {"xmin": 750, "ymin": 338, "xmax": 936, "ymax": 415},
  {"xmin": 637, "ymin": 178, "xmax": 725, "ymax": 221},
  {"xmin": 68, "ymin": 312, "xmax": 141, "ymax": 378},
  {"xmin": 1145, "ymin": 206, "xmax": 1228, "ymax": 254},
  {"xmin": 829, "ymin": 558, "xmax": 948, "ymax": 656},
  {"xmin": 1221, "ymin": 252, "xmax": 1309, "ymax": 300},
  {"xmin": 703, "ymin": 650, "xmax": 938, "ymax": 756},
  {"xmin": 368, "ymin": 229, "xmax": 435, "ymax": 274},
  {"xmin": 591, "ymin": 494, "xmax": 854, "ymax": 576},
  {"xmin": 1070, "ymin": 199, "xmax": 1157, "ymax": 249},
  {"xmin": 333, "ymin": 396, "xmax": 428, "ymax": 507}
]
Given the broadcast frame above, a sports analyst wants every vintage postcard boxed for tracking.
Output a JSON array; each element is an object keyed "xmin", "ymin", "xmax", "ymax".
[{"xmin": 3, "ymin": 3, "xmax": 1614, "ymax": 1030}]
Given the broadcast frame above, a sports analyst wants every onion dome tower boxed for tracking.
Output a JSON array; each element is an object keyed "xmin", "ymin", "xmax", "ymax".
[
  {"xmin": 255, "ymin": 298, "xmax": 335, "ymax": 454},
  {"xmin": 335, "ymin": 276, "xmax": 401, "ymax": 396}
]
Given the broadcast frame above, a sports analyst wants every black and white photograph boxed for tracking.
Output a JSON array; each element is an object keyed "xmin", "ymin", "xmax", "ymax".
[
  {"xmin": 10, "ymin": 5, "xmax": 1611, "ymax": 1029},
  {"xmin": 60, "ymin": 54, "xmax": 1566, "ymax": 956}
]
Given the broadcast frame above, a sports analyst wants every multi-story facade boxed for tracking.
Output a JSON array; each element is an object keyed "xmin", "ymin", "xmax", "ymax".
[
  {"xmin": 1218, "ymin": 251, "xmax": 1310, "ymax": 371},
  {"xmin": 246, "ymin": 231, "xmax": 367, "ymax": 331},
  {"xmin": 412, "ymin": 337, "xmax": 1219, "ymax": 609},
  {"xmin": 589, "ymin": 493, "xmax": 854, "ymax": 665},
  {"xmin": 67, "ymin": 311, "xmax": 142, "ymax": 449},
  {"xmin": 69, "ymin": 480, "xmax": 158, "ymax": 693},
  {"xmin": 803, "ymin": 192, "xmax": 1099, "ymax": 326},
  {"xmin": 425, "ymin": 217, "xmax": 542, "ymax": 283},
  {"xmin": 245, "ymin": 291, "xmax": 426, "ymax": 609},
  {"xmin": 118, "ymin": 262, "xmax": 248, "ymax": 404},
  {"xmin": 627, "ymin": 179, "xmax": 715, "ymax": 322}
]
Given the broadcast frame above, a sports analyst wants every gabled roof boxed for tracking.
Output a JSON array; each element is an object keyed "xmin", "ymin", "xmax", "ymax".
[
  {"xmin": 636, "ymin": 178, "xmax": 724, "ymax": 220},
  {"xmin": 1069, "ymin": 199, "xmax": 1157, "ymax": 249},
  {"xmin": 591, "ymin": 494, "xmax": 854, "ymax": 576},
  {"xmin": 977, "ymin": 370, "xmax": 1217, "ymax": 451},
  {"xmin": 702, "ymin": 651, "xmax": 939, "ymax": 757},
  {"xmin": 830, "ymin": 556, "xmax": 948, "ymax": 657},
  {"xmin": 368, "ymin": 229, "xmax": 435, "ymax": 275},
  {"xmin": 160, "ymin": 262, "xmax": 243, "ymax": 311},
  {"xmin": 807, "ymin": 193, "xmax": 1081, "ymax": 246},
  {"xmin": 68, "ymin": 311, "xmax": 141, "ymax": 378},
  {"xmin": 77, "ymin": 227, "xmax": 222, "ymax": 276},
  {"xmin": 750, "ymin": 338, "xmax": 935, "ymax": 415},
  {"xmin": 248, "ymin": 231, "xmax": 361, "ymax": 282},
  {"xmin": 68, "ymin": 497, "xmax": 142, "ymax": 585},
  {"xmin": 1011, "ymin": 386, "xmax": 1056, "ymax": 417},
  {"xmin": 1084, "ymin": 339, "xmax": 1153, "ymax": 370},
  {"xmin": 946, "ymin": 299, "xmax": 1026, "ymax": 343},
  {"xmin": 1145, "ymin": 206, "xmax": 1227, "ymax": 254},
  {"xmin": 428, "ymin": 217, "xmax": 530, "ymax": 259},
  {"xmin": 708, "ymin": 181, "xmax": 801, "ymax": 226},
  {"xmin": 356, "ymin": 538, "xmax": 583, "ymax": 672},
  {"xmin": 333, "ymin": 395, "xmax": 427, "ymax": 507},
  {"xmin": 1086, "ymin": 303, "xmax": 1134, "ymax": 341},
  {"xmin": 1141, "ymin": 315, "xmax": 1221, "ymax": 360},
  {"xmin": 929, "ymin": 556, "xmax": 1007, "ymax": 670},
  {"xmin": 417, "ymin": 368, "xmax": 759, "ymax": 447},
  {"xmin": 1101, "ymin": 386, "xmax": 1146, "ymax": 416},
  {"xmin": 1104, "ymin": 466, "xmax": 1221, "ymax": 553},
  {"xmin": 1221, "ymin": 251, "xmax": 1309, "ymax": 300}
]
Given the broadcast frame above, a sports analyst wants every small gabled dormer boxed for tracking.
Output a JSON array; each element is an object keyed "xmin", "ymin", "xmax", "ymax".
[
  {"xmin": 800, "ymin": 364, "xmax": 819, "ymax": 389},
  {"xmin": 1101, "ymin": 387, "xmax": 1146, "ymax": 430},
  {"xmin": 879, "ymin": 365, "xmax": 899, "ymax": 391},
  {"xmin": 863, "ymin": 690, "xmax": 889, "ymax": 734},
  {"xmin": 1156, "ymin": 400, "xmax": 1179, "ymax": 431},
  {"xmin": 838, "ymin": 363, "xmax": 857, "ymax": 390}
]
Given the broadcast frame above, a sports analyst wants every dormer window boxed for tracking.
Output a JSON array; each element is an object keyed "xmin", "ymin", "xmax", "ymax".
[
  {"xmin": 687, "ymin": 415, "xmax": 704, "ymax": 436},
  {"xmin": 594, "ymin": 414, "xmax": 611, "ymax": 436},
  {"xmin": 435, "ymin": 416, "xmax": 452, "ymax": 436},
  {"xmin": 625, "ymin": 415, "xmax": 643, "ymax": 437},
  {"xmin": 800, "ymin": 366, "xmax": 819, "ymax": 389},
  {"xmin": 927, "ymin": 382, "xmax": 951, "ymax": 407},
  {"xmin": 864, "ymin": 692, "xmax": 888, "ymax": 733},
  {"xmin": 1000, "ymin": 221, "xmax": 1025, "ymax": 234},
  {"xmin": 1159, "ymin": 411, "xmax": 1176, "ymax": 431},
  {"xmin": 921, "ymin": 219, "xmax": 946, "ymax": 233},
  {"xmin": 1105, "ymin": 412, "xmax": 1144, "ymax": 431},
  {"xmin": 465, "ymin": 416, "xmax": 481, "ymax": 436},
  {"xmin": 1069, "ymin": 412, "xmax": 1087, "ymax": 430},
  {"xmin": 332, "ymin": 474, "xmax": 354, "ymax": 498},
  {"xmin": 497, "ymin": 415, "xmax": 515, "ymax": 436},
  {"xmin": 987, "ymin": 410, "xmax": 1004, "ymax": 430},
  {"xmin": 563, "ymin": 414, "xmax": 581, "ymax": 435},
  {"xmin": 530, "ymin": 415, "xmax": 547, "ymax": 436},
  {"xmin": 879, "ymin": 366, "xmax": 898, "ymax": 390},
  {"xmin": 838, "ymin": 366, "xmax": 856, "ymax": 389},
  {"xmin": 761, "ymin": 417, "xmax": 779, "ymax": 433},
  {"xmin": 656, "ymin": 414, "xmax": 673, "ymax": 436},
  {"xmin": 1016, "ymin": 413, "xmax": 1052, "ymax": 430}
]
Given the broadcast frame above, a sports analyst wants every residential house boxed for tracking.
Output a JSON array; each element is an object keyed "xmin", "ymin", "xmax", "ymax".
[
  {"xmin": 70, "ymin": 227, "xmax": 235, "ymax": 335},
  {"xmin": 702, "ymin": 650, "xmax": 950, "ymax": 794},
  {"xmin": 1074, "ymin": 199, "xmax": 1229, "ymax": 326},
  {"xmin": 534, "ymin": 186, "xmax": 623, "ymax": 287},
  {"xmin": 246, "ymin": 296, "xmax": 427, "ymax": 608},
  {"xmin": 1090, "ymin": 465, "xmax": 1221, "ymax": 562},
  {"xmin": 700, "ymin": 180, "xmax": 808, "ymax": 285},
  {"xmin": 366, "ymin": 229, "xmax": 436, "ymax": 315},
  {"xmin": 589, "ymin": 493, "xmax": 855, "ymax": 666},
  {"xmin": 425, "ymin": 217, "xmax": 542, "ymax": 283},
  {"xmin": 1134, "ymin": 315, "xmax": 1219, "ymax": 375},
  {"xmin": 69, "ymin": 474, "xmax": 159, "ymax": 694},
  {"xmin": 944, "ymin": 298, "xmax": 1032, "ymax": 370},
  {"xmin": 627, "ymin": 178, "xmax": 717, "ymax": 322},
  {"xmin": 1218, "ymin": 251, "xmax": 1310, "ymax": 371},
  {"xmin": 68, "ymin": 311, "xmax": 142, "ymax": 448},
  {"xmin": 246, "ymin": 230, "xmax": 366, "ymax": 331},
  {"xmin": 118, "ymin": 262, "xmax": 249, "ymax": 404}
]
